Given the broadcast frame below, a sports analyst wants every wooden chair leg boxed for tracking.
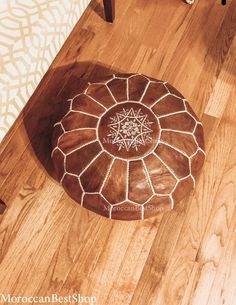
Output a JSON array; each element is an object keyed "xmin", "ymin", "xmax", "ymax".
[
  {"xmin": 0, "ymin": 199, "xmax": 6, "ymax": 214},
  {"xmin": 103, "ymin": 0, "xmax": 115, "ymax": 23}
]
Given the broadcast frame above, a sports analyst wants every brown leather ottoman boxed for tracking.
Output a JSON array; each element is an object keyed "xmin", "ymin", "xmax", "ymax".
[{"xmin": 51, "ymin": 73, "xmax": 205, "ymax": 220}]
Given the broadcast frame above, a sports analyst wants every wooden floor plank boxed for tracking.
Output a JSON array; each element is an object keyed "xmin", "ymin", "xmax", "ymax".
[
  {"xmin": 205, "ymin": 36, "xmax": 236, "ymax": 118},
  {"xmin": 178, "ymin": 90, "xmax": 236, "ymax": 305},
  {"xmin": 129, "ymin": 82, "xmax": 236, "ymax": 305},
  {"xmin": 206, "ymin": 208, "xmax": 236, "ymax": 305},
  {"xmin": 190, "ymin": 0, "xmax": 236, "ymax": 118}
]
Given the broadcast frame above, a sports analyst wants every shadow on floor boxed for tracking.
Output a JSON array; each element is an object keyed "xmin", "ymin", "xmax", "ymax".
[{"xmin": 23, "ymin": 61, "xmax": 121, "ymax": 181}]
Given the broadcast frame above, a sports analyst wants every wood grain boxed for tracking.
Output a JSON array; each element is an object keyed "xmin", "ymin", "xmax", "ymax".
[{"xmin": 0, "ymin": 0, "xmax": 235, "ymax": 304}]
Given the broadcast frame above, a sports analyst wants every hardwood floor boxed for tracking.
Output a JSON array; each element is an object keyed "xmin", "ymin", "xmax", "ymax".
[{"xmin": 0, "ymin": 0, "xmax": 236, "ymax": 304}]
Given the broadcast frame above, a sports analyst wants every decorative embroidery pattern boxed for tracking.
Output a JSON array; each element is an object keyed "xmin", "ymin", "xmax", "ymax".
[{"xmin": 107, "ymin": 108, "xmax": 153, "ymax": 151}]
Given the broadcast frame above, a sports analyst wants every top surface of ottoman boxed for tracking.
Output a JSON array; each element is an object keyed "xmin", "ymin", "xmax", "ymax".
[{"xmin": 51, "ymin": 73, "xmax": 205, "ymax": 220}]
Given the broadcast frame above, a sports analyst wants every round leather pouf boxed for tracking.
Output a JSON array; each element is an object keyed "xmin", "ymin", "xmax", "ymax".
[{"xmin": 51, "ymin": 73, "xmax": 205, "ymax": 220}]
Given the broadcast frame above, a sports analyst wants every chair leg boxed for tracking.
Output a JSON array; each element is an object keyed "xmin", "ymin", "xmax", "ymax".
[
  {"xmin": 103, "ymin": 0, "xmax": 115, "ymax": 23},
  {"xmin": 0, "ymin": 199, "xmax": 6, "ymax": 214}
]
